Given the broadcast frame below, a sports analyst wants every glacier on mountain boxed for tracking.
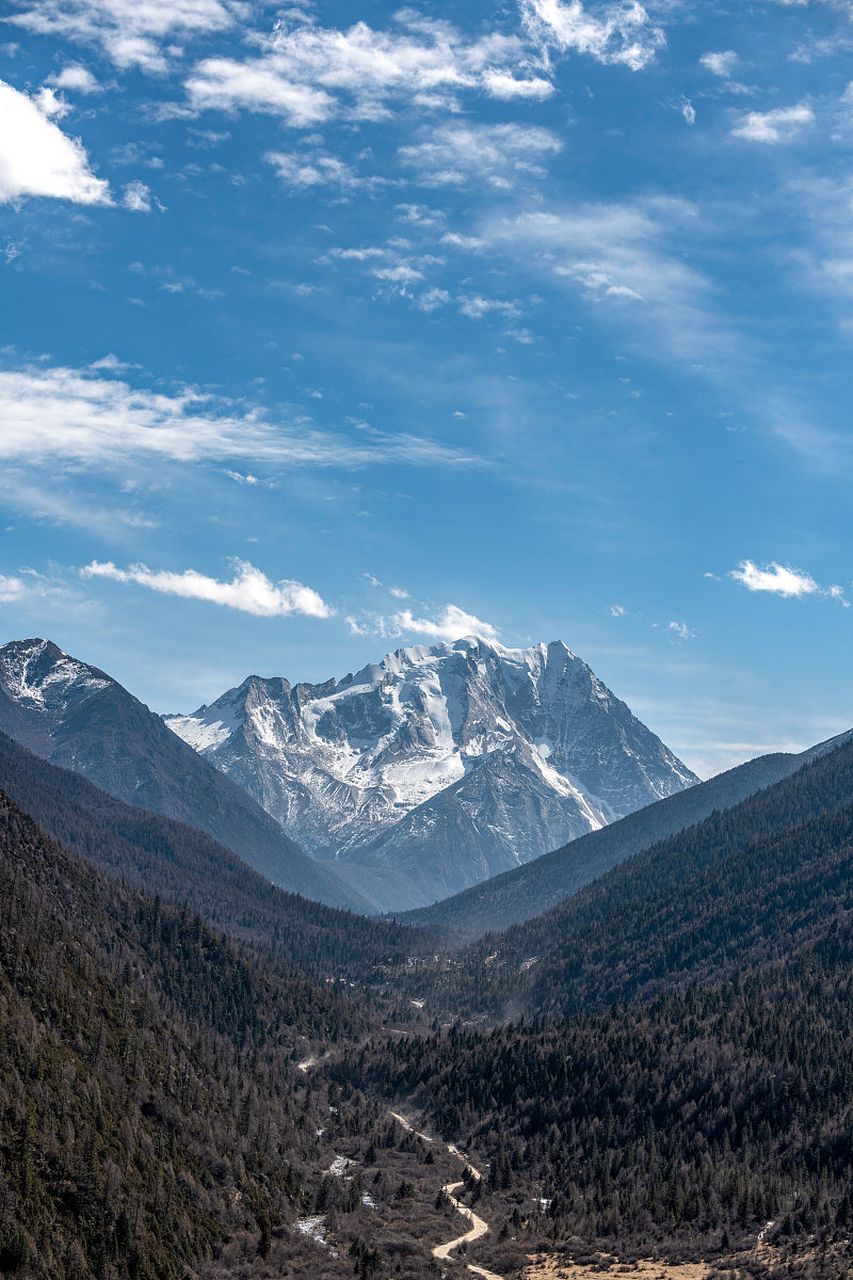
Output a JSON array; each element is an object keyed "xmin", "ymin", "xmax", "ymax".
[{"xmin": 166, "ymin": 636, "xmax": 697, "ymax": 910}]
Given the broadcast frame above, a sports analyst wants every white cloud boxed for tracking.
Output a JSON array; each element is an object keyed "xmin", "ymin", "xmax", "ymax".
[
  {"xmin": 458, "ymin": 294, "xmax": 521, "ymax": 319},
  {"xmin": 666, "ymin": 619, "xmax": 695, "ymax": 639},
  {"xmin": 729, "ymin": 559, "xmax": 823, "ymax": 598},
  {"xmin": 81, "ymin": 558, "xmax": 334, "ymax": 618},
  {"xmin": 47, "ymin": 64, "xmax": 101, "ymax": 93},
  {"xmin": 481, "ymin": 201, "xmax": 726, "ymax": 364},
  {"xmin": 0, "ymin": 574, "xmax": 26, "ymax": 603},
  {"xmin": 8, "ymin": 0, "xmax": 244, "ymax": 74},
  {"xmin": 265, "ymin": 150, "xmax": 365, "ymax": 191},
  {"xmin": 186, "ymin": 58, "xmax": 333, "ymax": 126},
  {"xmin": 399, "ymin": 122, "xmax": 561, "ymax": 188},
  {"xmin": 732, "ymin": 103, "xmax": 814, "ymax": 143},
  {"xmin": 0, "ymin": 79, "xmax": 111, "ymax": 205},
  {"xmin": 521, "ymin": 0, "xmax": 666, "ymax": 71},
  {"xmin": 609, "ymin": 603, "xmax": 625, "ymax": 616},
  {"xmin": 680, "ymin": 97, "xmax": 696, "ymax": 126},
  {"xmin": 441, "ymin": 232, "xmax": 485, "ymax": 250},
  {"xmin": 0, "ymin": 362, "xmax": 477, "ymax": 470},
  {"xmin": 373, "ymin": 263, "xmax": 425, "ymax": 285},
  {"xmin": 700, "ymin": 50, "xmax": 739, "ymax": 78},
  {"xmin": 482, "ymin": 69, "xmax": 555, "ymax": 99},
  {"xmin": 391, "ymin": 603, "xmax": 501, "ymax": 643},
  {"xmin": 183, "ymin": 13, "xmax": 540, "ymax": 124},
  {"xmin": 122, "ymin": 179, "xmax": 153, "ymax": 211}
]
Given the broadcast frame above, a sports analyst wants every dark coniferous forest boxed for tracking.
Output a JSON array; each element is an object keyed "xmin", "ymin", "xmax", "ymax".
[{"xmin": 1, "ymin": 718, "xmax": 852, "ymax": 1278}]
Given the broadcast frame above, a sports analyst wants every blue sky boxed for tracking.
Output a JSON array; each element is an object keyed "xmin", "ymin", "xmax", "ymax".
[{"xmin": 2, "ymin": 0, "xmax": 853, "ymax": 776}]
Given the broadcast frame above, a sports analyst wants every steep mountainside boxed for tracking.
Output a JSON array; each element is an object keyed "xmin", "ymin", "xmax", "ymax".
[
  {"xmin": 0, "ymin": 638, "xmax": 371, "ymax": 913},
  {"xmin": 402, "ymin": 741, "xmax": 836, "ymax": 934},
  {"xmin": 0, "ymin": 787, "xmax": 470, "ymax": 1280},
  {"xmin": 0, "ymin": 731, "xmax": 423, "ymax": 980},
  {"xmin": 421, "ymin": 733, "xmax": 853, "ymax": 1017},
  {"xmin": 0, "ymin": 788, "xmax": 355, "ymax": 1277},
  {"xmin": 167, "ymin": 636, "xmax": 697, "ymax": 910}
]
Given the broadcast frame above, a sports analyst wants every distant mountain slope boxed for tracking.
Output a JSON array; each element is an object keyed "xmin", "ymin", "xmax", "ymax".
[
  {"xmin": 402, "ymin": 743, "xmax": 829, "ymax": 933},
  {"xmin": 0, "ymin": 638, "xmax": 372, "ymax": 913},
  {"xmin": 432, "ymin": 732, "xmax": 853, "ymax": 1017},
  {"xmin": 0, "ymin": 731, "xmax": 421, "ymax": 979},
  {"xmin": 167, "ymin": 636, "xmax": 697, "ymax": 910}
]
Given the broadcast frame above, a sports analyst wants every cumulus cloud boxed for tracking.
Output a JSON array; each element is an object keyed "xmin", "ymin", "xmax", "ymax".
[
  {"xmin": 0, "ymin": 79, "xmax": 111, "ymax": 204},
  {"xmin": 0, "ymin": 362, "xmax": 476, "ymax": 470},
  {"xmin": 729, "ymin": 559, "xmax": 848, "ymax": 604},
  {"xmin": 47, "ymin": 64, "xmax": 101, "ymax": 93},
  {"xmin": 8, "ymin": 0, "xmax": 243, "ymax": 74},
  {"xmin": 399, "ymin": 122, "xmax": 561, "ymax": 188},
  {"xmin": 521, "ymin": 0, "xmax": 666, "ymax": 71},
  {"xmin": 81, "ymin": 558, "xmax": 334, "ymax": 618},
  {"xmin": 184, "ymin": 13, "xmax": 543, "ymax": 124},
  {"xmin": 347, "ymin": 601, "xmax": 501, "ymax": 643},
  {"xmin": 700, "ymin": 50, "xmax": 739, "ymax": 77},
  {"xmin": 384, "ymin": 604, "xmax": 499, "ymax": 645},
  {"xmin": 390, "ymin": 603, "xmax": 501, "ymax": 643},
  {"xmin": 732, "ymin": 103, "xmax": 814, "ymax": 143},
  {"xmin": 729, "ymin": 560, "xmax": 820, "ymax": 598}
]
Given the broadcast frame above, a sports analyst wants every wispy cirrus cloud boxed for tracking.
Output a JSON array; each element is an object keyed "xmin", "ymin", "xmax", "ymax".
[
  {"xmin": 399, "ymin": 122, "xmax": 562, "ymax": 189},
  {"xmin": 0, "ymin": 362, "xmax": 479, "ymax": 471},
  {"xmin": 521, "ymin": 0, "xmax": 666, "ymax": 71},
  {"xmin": 82, "ymin": 558, "xmax": 334, "ymax": 618},
  {"xmin": 0, "ymin": 79, "xmax": 111, "ymax": 205},
  {"xmin": 479, "ymin": 200, "xmax": 725, "ymax": 363},
  {"xmin": 8, "ymin": 0, "xmax": 245, "ymax": 73}
]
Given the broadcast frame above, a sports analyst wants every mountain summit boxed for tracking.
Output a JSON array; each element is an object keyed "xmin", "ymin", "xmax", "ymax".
[
  {"xmin": 0, "ymin": 637, "xmax": 372, "ymax": 912},
  {"xmin": 167, "ymin": 636, "xmax": 697, "ymax": 910}
]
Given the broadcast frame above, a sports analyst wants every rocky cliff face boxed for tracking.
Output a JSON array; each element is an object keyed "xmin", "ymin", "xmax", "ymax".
[{"xmin": 167, "ymin": 636, "xmax": 697, "ymax": 910}]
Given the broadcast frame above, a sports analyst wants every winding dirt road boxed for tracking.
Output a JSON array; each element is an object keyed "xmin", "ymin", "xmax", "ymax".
[{"xmin": 389, "ymin": 1111, "xmax": 500, "ymax": 1274}]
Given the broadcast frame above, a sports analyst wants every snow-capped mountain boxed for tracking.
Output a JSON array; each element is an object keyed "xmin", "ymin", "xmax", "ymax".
[
  {"xmin": 167, "ymin": 637, "xmax": 698, "ymax": 910},
  {"xmin": 0, "ymin": 638, "xmax": 373, "ymax": 913}
]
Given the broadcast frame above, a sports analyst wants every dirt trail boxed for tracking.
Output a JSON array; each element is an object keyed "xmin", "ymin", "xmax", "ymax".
[{"xmin": 389, "ymin": 1110, "xmax": 499, "ymax": 1274}]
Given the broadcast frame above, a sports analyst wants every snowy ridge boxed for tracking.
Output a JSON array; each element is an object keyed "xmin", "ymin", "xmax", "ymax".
[
  {"xmin": 167, "ymin": 636, "xmax": 697, "ymax": 910},
  {"xmin": 0, "ymin": 638, "xmax": 110, "ymax": 709}
]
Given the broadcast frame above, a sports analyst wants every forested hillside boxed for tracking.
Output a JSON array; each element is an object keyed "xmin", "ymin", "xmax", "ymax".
[
  {"xmin": 353, "ymin": 958, "xmax": 853, "ymax": 1267},
  {"xmin": 0, "ymin": 731, "xmax": 427, "ymax": 981},
  {"xmin": 337, "ymin": 737, "xmax": 853, "ymax": 1274},
  {"xmin": 0, "ymin": 787, "xmax": 483, "ymax": 1280},
  {"xmin": 422, "ymin": 736, "xmax": 853, "ymax": 1015}
]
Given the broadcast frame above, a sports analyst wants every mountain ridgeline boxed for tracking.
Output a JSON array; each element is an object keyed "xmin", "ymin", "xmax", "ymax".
[
  {"xmin": 0, "ymin": 639, "xmax": 372, "ymax": 913},
  {"xmin": 166, "ymin": 636, "xmax": 697, "ymax": 911}
]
